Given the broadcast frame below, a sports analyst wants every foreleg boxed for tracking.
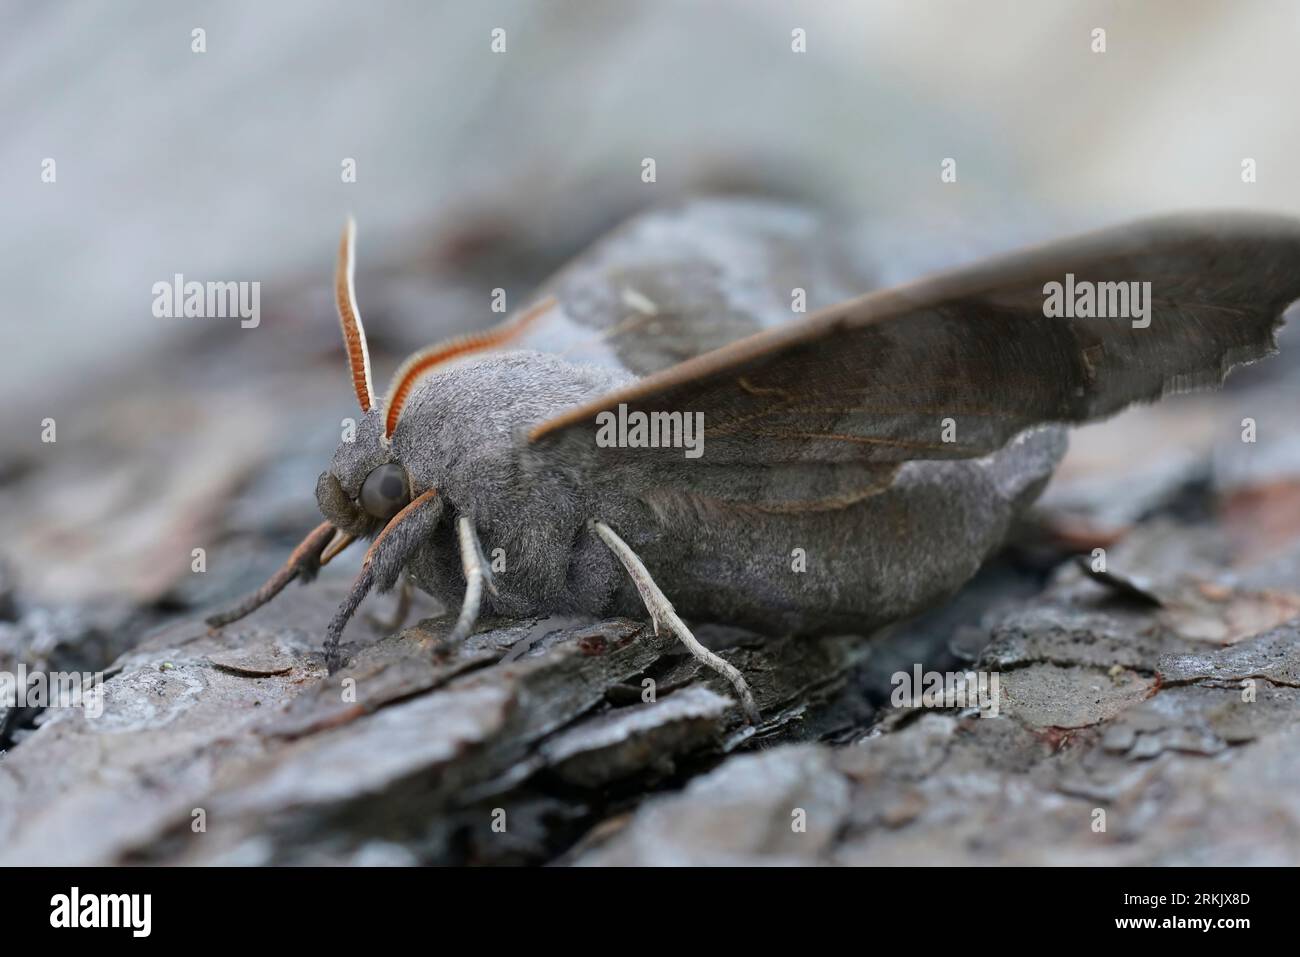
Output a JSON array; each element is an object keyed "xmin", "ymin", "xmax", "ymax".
[
  {"xmin": 206, "ymin": 521, "xmax": 337, "ymax": 628},
  {"xmin": 324, "ymin": 489, "xmax": 442, "ymax": 672}
]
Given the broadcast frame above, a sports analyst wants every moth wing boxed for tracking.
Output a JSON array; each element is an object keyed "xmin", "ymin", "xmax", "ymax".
[
  {"xmin": 529, "ymin": 212, "xmax": 1300, "ymax": 507},
  {"xmin": 507, "ymin": 198, "xmax": 969, "ymax": 378}
]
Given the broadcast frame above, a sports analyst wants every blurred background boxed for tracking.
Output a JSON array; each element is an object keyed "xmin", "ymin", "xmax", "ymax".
[
  {"xmin": 7, "ymin": 1, "xmax": 1300, "ymax": 390},
  {"xmin": 3, "ymin": 0, "xmax": 1299, "ymax": 604}
]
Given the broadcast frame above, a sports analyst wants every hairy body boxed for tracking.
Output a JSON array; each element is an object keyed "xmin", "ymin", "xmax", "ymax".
[{"xmin": 317, "ymin": 349, "xmax": 1064, "ymax": 639}]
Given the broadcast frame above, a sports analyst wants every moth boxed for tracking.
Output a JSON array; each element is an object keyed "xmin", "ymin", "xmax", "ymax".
[{"xmin": 208, "ymin": 201, "xmax": 1300, "ymax": 722}]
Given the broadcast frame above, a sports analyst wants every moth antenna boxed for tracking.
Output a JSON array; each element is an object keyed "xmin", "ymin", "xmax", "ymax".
[
  {"xmin": 381, "ymin": 295, "xmax": 558, "ymax": 441},
  {"xmin": 336, "ymin": 217, "xmax": 376, "ymax": 412}
]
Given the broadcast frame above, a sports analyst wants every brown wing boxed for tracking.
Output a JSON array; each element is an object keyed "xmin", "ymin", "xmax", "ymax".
[{"xmin": 530, "ymin": 212, "xmax": 1300, "ymax": 482}]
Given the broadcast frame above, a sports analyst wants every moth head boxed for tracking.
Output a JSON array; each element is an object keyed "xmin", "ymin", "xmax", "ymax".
[
  {"xmin": 318, "ymin": 217, "xmax": 559, "ymax": 533},
  {"xmin": 315, "ymin": 219, "xmax": 413, "ymax": 535},
  {"xmin": 316, "ymin": 409, "xmax": 412, "ymax": 535}
]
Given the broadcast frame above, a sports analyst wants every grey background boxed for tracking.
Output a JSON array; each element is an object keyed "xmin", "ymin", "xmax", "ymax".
[{"xmin": 4, "ymin": 0, "xmax": 1298, "ymax": 399}]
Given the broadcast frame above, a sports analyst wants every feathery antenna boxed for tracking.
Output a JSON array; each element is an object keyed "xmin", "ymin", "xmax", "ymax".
[
  {"xmin": 381, "ymin": 295, "xmax": 557, "ymax": 440},
  {"xmin": 336, "ymin": 217, "xmax": 375, "ymax": 412}
]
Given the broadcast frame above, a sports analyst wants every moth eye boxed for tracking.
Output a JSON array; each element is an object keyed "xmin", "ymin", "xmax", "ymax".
[{"xmin": 359, "ymin": 463, "xmax": 410, "ymax": 520}]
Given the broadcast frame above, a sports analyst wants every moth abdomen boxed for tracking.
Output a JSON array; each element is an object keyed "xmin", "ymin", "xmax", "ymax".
[{"xmin": 626, "ymin": 426, "xmax": 1067, "ymax": 636}]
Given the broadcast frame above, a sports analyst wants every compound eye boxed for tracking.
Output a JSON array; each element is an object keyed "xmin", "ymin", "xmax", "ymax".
[{"xmin": 359, "ymin": 463, "xmax": 410, "ymax": 520}]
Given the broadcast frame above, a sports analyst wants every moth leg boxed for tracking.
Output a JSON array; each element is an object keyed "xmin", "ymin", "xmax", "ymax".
[
  {"xmin": 324, "ymin": 566, "xmax": 375, "ymax": 674},
  {"xmin": 589, "ymin": 519, "xmax": 760, "ymax": 724},
  {"xmin": 320, "ymin": 529, "xmax": 357, "ymax": 564},
  {"xmin": 366, "ymin": 571, "xmax": 413, "ymax": 633},
  {"xmin": 324, "ymin": 489, "xmax": 442, "ymax": 673},
  {"xmin": 206, "ymin": 521, "xmax": 336, "ymax": 629},
  {"xmin": 447, "ymin": 516, "xmax": 491, "ymax": 644}
]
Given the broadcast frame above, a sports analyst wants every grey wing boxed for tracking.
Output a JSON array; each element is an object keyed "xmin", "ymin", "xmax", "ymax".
[
  {"xmin": 509, "ymin": 197, "xmax": 960, "ymax": 377},
  {"xmin": 528, "ymin": 211, "xmax": 1300, "ymax": 509}
]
